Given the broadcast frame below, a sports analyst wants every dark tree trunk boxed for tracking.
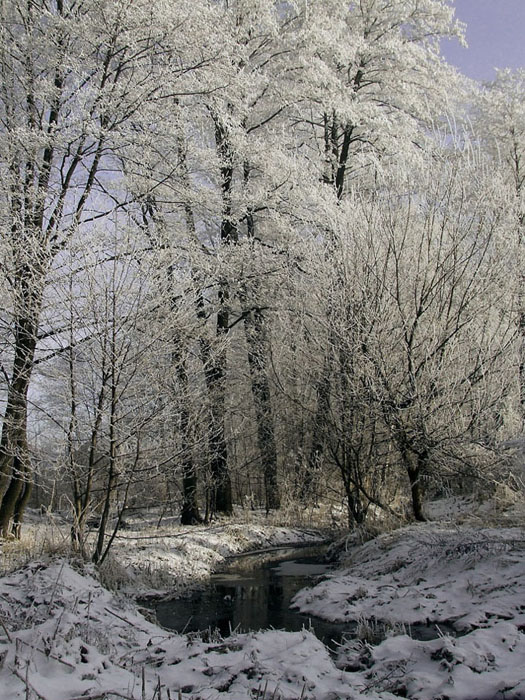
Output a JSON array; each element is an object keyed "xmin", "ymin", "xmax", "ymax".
[
  {"xmin": 70, "ymin": 382, "xmax": 105, "ymax": 551},
  {"xmin": 303, "ymin": 360, "xmax": 331, "ymax": 503},
  {"xmin": 139, "ymin": 182, "xmax": 205, "ymax": 525},
  {"xmin": 338, "ymin": 449, "xmax": 365, "ymax": 527},
  {"xmin": 303, "ymin": 115, "xmax": 354, "ymax": 502},
  {"xmin": 205, "ymin": 335, "xmax": 233, "ymax": 516},
  {"xmin": 180, "ymin": 466, "xmax": 202, "ymax": 524},
  {"xmin": 198, "ymin": 112, "xmax": 239, "ymax": 517},
  {"xmin": 393, "ymin": 426, "xmax": 427, "ymax": 522},
  {"xmin": 344, "ymin": 478, "xmax": 368, "ymax": 527},
  {"xmin": 93, "ymin": 308, "xmax": 119, "ymax": 566},
  {"xmin": 0, "ymin": 311, "xmax": 39, "ymax": 537},
  {"xmin": 0, "ymin": 455, "xmax": 29, "ymax": 538},
  {"xmin": 177, "ymin": 363, "xmax": 202, "ymax": 525},
  {"xmin": 240, "ymin": 165, "xmax": 280, "ymax": 511},
  {"xmin": 177, "ymin": 134, "xmax": 225, "ymax": 520},
  {"xmin": 244, "ymin": 307, "xmax": 280, "ymax": 511},
  {"xmin": 407, "ymin": 464, "xmax": 426, "ymax": 522},
  {"xmin": 519, "ymin": 307, "xmax": 525, "ymax": 423},
  {"xmin": 92, "ymin": 439, "xmax": 118, "ymax": 565},
  {"xmin": 12, "ymin": 466, "xmax": 33, "ymax": 538},
  {"xmin": 402, "ymin": 444, "xmax": 428, "ymax": 522}
]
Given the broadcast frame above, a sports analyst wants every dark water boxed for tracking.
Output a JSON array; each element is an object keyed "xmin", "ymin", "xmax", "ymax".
[
  {"xmin": 152, "ymin": 546, "xmax": 350, "ymax": 647},
  {"xmin": 150, "ymin": 545, "xmax": 458, "ymax": 649}
]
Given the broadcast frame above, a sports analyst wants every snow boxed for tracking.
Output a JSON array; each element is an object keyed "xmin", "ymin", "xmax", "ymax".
[
  {"xmin": 0, "ymin": 545, "xmax": 368, "ymax": 699},
  {"xmin": 105, "ymin": 520, "xmax": 326, "ymax": 597},
  {"xmin": 1, "ymin": 505, "xmax": 525, "ymax": 699},
  {"xmin": 292, "ymin": 513, "xmax": 525, "ymax": 699},
  {"xmin": 292, "ymin": 524, "xmax": 525, "ymax": 630}
]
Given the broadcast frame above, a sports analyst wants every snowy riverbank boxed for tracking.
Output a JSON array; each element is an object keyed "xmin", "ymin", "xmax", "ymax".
[
  {"xmin": 106, "ymin": 520, "xmax": 327, "ymax": 598},
  {"xmin": 1, "ymin": 505, "xmax": 525, "ymax": 699},
  {"xmin": 294, "ymin": 522, "xmax": 525, "ymax": 699}
]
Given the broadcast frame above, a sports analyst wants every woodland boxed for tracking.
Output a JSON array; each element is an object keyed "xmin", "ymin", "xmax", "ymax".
[{"xmin": 0, "ymin": 0, "xmax": 524, "ymax": 563}]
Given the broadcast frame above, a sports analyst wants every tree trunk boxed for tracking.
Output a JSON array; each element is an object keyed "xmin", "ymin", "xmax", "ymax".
[
  {"xmin": 205, "ymin": 330, "xmax": 233, "ymax": 516},
  {"xmin": 518, "ymin": 306, "xmax": 525, "ymax": 425},
  {"xmin": 92, "ymin": 414, "xmax": 118, "ymax": 564},
  {"xmin": 178, "ymin": 362, "xmax": 202, "ymax": 524},
  {"xmin": 395, "ymin": 430, "xmax": 427, "ymax": 522},
  {"xmin": 0, "ymin": 454, "xmax": 30, "ymax": 538},
  {"xmin": 244, "ymin": 306, "xmax": 280, "ymax": 511},
  {"xmin": 240, "ymin": 165, "xmax": 280, "ymax": 512},
  {"xmin": 407, "ymin": 463, "xmax": 426, "ymax": 522},
  {"xmin": 12, "ymin": 465, "xmax": 33, "ymax": 538},
  {"xmin": 200, "ymin": 113, "xmax": 238, "ymax": 517},
  {"xmin": 302, "ymin": 115, "xmax": 354, "ymax": 502},
  {"xmin": 93, "ymin": 298, "xmax": 120, "ymax": 565},
  {"xmin": 0, "ymin": 312, "xmax": 39, "ymax": 537},
  {"xmin": 303, "ymin": 359, "xmax": 331, "ymax": 503},
  {"xmin": 174, "ymin": 118, "xmax": 230, "ymax": 518},
  {"xmin": 180, "ymin": 462, "xmax": 202, "ymax": 524}
]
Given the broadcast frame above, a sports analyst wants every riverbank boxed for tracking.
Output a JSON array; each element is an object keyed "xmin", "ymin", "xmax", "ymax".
[
  {"xmin": 293, "ymin": 521, "xmax": 525, "ymax": 698},
  {"xmin": 104, "ymin": 519, "xmax": 328, "ymax": 599},
  {"xmin": 1, "ymin": 500, "xmax": 525, "ymax": 698}
]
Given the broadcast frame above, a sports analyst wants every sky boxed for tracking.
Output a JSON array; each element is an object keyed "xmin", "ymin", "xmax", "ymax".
[{"xmin": 441, "ymin": 0, "xmax": 525, "ymax": 82}]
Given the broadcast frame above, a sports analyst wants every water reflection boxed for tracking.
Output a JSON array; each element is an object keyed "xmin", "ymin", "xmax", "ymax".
[
  {"xmin": 153, "ymin": 547, "xmax": 342, "ymax": 644},
  {"xmin": 151, "ymin": 546, "xmax": 460, "ymax": 649}
]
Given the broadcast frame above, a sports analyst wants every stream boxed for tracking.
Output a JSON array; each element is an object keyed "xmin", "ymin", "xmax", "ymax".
[
  {"xmin": 150, "ymin": 544, "xmax": 457, "ymax": 650},
  {"xmin": 152, "ymin": 544, "xmax": 347, "ymax": 647}
]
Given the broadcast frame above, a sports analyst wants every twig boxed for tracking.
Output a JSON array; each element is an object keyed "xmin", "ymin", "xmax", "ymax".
[
  {"xmin": 68, "ymin": 693, "xmax": 138, "ymax": 700},
  {"xmin": 0, "ymin": 615, "xmax": 12, "ymax": 642},
  {"xmin": 181, "ymin": 616, "xmax": 193, "ymax": 634},
  {"xmin": 87, "ymin": 590, "xmax": 92, "ymax": 644},
  {"xmin": 51, "ymin": 609, "xmax": 64, "ymax": 644},
  {"xmin": 11, "ymin": 665, "xmax": 48, "ymax": 700},
  {"xmin": 16, "ymin": 637, "xmax": 76, "ymax": 668},
  {"xmin": 226, "ymin": 540, "xmax": 329, "ymax": 560},
  {"xmin": 49, "ymin": 561, "xmax": 66, "ymax": 608},
  {"xmin": 104, "ymin": 606, "xmax": 141, "ymax": 628}
]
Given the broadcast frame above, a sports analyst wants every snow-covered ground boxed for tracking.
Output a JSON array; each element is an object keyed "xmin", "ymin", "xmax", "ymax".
[
  {"xmin": 294, "ymin": 521, "xmax": 525, "ymax": 699},
  {"xmin": 0, "ymin": 558, "xmax": 361, "ymax": 700},
  {"xmin": 1, "ymin": 500, "xmax": 525, "ymax": 699},
  {"xmin": 106, "ymin": 518, "xmax": 326, "ymax": 597}
]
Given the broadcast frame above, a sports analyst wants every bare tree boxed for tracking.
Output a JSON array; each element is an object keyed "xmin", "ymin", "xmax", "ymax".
[
  {"xmin": 0, "ymin": 0, "xmax": 216, "ymax": 536},
  {"xmin": 356, "ymin": 155, "xmax": 516, "ymax": 519},
  {"xmin": 474, "ymin": 70, "xmax": 525, "ymax": 423}
]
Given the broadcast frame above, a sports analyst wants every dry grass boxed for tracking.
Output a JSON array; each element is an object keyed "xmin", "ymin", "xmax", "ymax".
[{"xmin": 0, "ymin": 515, "xmax": 73, "ymax": 577}]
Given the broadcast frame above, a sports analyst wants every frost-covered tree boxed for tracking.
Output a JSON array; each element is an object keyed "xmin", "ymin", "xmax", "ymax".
[
  {"xmin": 3, "ymin": 0, "xmax": 516, "ymax": 536},
  {"xmin": 0, "ymin": 0, "xmax": 218, "ymax": 536},
  {"xmin": 280, "ymin": 0, "xmax": 466, "ymax": 496},
  {"xmin": 473, "ymin": 70, "xmax": 525, "ymax": 422},
  {"xmin": 338, "ymin": 154, "xmax": 515, "ymax": 520}
]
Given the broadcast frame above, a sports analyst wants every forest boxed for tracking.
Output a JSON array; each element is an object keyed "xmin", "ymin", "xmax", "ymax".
[
  {"xmin": 0, "ymin": 0, "xmax": 524, "ymax": 554},
  {"xmin": 2, "ymin": 2, "xmax": 525, "ymax": 699}
]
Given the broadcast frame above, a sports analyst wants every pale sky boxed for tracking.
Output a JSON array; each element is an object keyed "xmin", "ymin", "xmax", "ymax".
[{"xmin": 441, "ymin": 0, "xmax": 525, "ymax": 81}]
